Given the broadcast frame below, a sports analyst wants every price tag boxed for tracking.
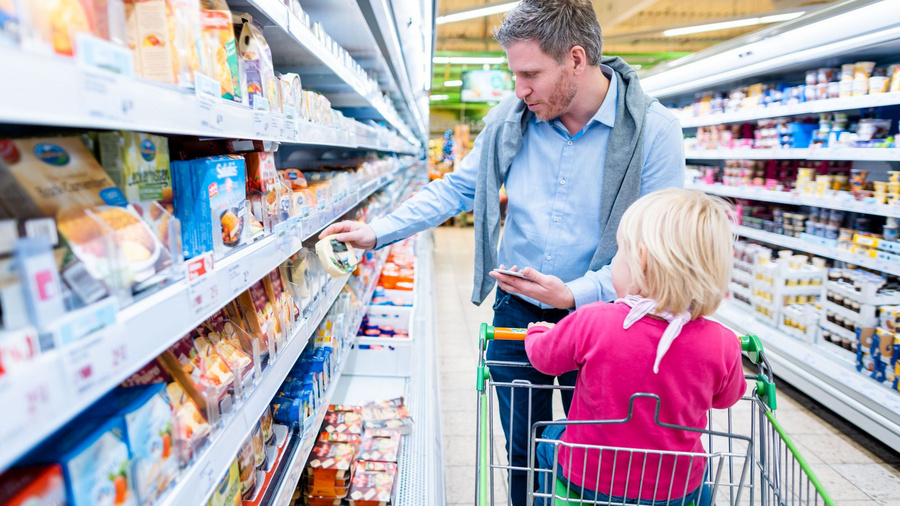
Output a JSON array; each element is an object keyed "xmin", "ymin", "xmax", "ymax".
[
  {"xmin": 195, "ymin": 72, "xmax": 224, "ymax": 132},
  {"xmin": 275, "ymin": 220, "xmax": 290, "ymax": 257},
  {"xmin": 254, "ymin": 112, "xmax": 273, "ymax": 139},
  {"xmin": 226, "ymin": 262, "xmax": 251, "ymax": 297},
  {"xmin": 186, "ymin": 252, "xmax": 221, "ymax": 317},
  {"xmin": 197, "ymin": 460, "xmax": 216, "ymax": 497},
  {"xmin": 75, "ymin": 35, "xmax": 136, "ymax": 124},
  {"xmin": 60, "ymin": 324, "xmax": 124, "ymax": 395}
]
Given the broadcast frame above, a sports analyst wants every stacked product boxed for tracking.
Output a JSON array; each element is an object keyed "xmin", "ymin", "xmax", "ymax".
[
  {"xmin": 675, "ymin": 60, "xmax": 900, "ymax": 120},
  {"xmin": 748, "ymin": 247, "xmax": 826, "ymax": 338},
  {"xmin": 298, "ymin": 399, "xmax": 409, "ymax": 505}
]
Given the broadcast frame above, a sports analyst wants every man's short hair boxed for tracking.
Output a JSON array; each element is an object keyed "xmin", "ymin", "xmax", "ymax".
[{"xmin": 493, "ymin": 0, "xmax": 604, "ymax": 66}]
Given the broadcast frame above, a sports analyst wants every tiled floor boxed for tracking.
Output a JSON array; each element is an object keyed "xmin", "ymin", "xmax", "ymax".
[{"xmin": 433, "ymin": 227, "xmax": 900, "ymax": 506}]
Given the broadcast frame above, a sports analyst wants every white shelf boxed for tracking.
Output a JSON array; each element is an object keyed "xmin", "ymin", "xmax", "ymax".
[
  {"xmin": 0, "ymin": 171, "xmax": 402, "ymax": 473},
  {"xmin": 713, "ymin": 300, "xmax": 900, "ymax": 450},
  {"xmin": 688, "ymin": 182, "xmax": 900, "ymax": 218},
  {"xmin": 734, "ymin": 225, "xmax": 900, "ymax": 277},
  {"xmin": 685, "ymin": 148, "xmax": 900, "ymax": 161},
  {"xmin": 820, "ymin": 318, "xmax": 859, "ymax": 342},
  {"xmin": 157, "ymin": 275, "xmax": 349, "ymax": 506},
  {"xmin": 678, "ymin": 93, "xmax": 900, "ymax": 128},
  {"xmin": 0, "ymin": 46, "xmax": 416, "ymax": 154}
]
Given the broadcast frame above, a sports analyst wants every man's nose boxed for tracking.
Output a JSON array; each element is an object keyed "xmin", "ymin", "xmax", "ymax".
[{"xmin": 515, "ymin": 81, "xmax": 530, "ymax": 100}]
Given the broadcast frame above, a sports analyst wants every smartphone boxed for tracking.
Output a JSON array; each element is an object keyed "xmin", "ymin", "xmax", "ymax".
[{"xmin": 491, "ymin": 268, "xmax": 534, "ymax": 281}]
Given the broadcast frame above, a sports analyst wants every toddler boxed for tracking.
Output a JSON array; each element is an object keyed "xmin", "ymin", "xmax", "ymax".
[{"xmin": 526, "ymin": 189, "xmax": 747, "ymax": 505}]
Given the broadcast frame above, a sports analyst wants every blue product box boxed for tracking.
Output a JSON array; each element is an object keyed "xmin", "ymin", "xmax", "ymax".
[
  {"xmin": 24, "ymin": 417, "xmax": 137, "ymax": 506},
  {"xmin": 88, "ymin": 385, "xmax": 179, "ymax": 505},
  {"xmin": 172, "ymin": 155, "xmax": 248, "ymax": 259}
]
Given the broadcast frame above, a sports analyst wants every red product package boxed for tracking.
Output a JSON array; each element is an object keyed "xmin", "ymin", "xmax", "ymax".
[
  {"xmin": 359, "ymin": 429, "xmax": 401, "ymax": 463},
  {"xmin": 348, "ymin": 461, "xmax": 398, "ymax": 506},
  {"xmin": 323, "ymin": 410, "xmax": 363, "ymax": 435},
  {"xmin": 0, "ymin": 465, "xmax": 65, "ymax": 506}
]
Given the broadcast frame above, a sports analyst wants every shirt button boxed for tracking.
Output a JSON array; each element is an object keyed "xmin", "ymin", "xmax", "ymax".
[
  {"xmin": 546, "ymin": 255, "xmax": 552, "ymax": 260},
  {"xmin": 560, "ymin": 178, "xmax": 567, "ymax": 185},
  {"xmin": 567, "ymin": 140, "xmax": 573, "ymax": 146},
  {"xmin": 553, "ymin": 216, "xmax": 560, "ymax": 222}
]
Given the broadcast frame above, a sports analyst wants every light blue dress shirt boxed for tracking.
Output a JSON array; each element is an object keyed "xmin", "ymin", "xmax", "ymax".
[{"xmin": 370, "ymin": 65, "xmax": 685, "ymax": 308}]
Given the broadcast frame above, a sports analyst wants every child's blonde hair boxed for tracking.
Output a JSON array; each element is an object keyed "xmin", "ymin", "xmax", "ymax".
[{"xmin": 617, "ymin": 189, "xmax": 734, "ymax": 320}]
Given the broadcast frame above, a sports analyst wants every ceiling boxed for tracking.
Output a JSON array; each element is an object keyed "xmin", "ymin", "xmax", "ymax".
[{"xmin": 430, "ymin": 0, "xmax": 841, "ymax": 133}]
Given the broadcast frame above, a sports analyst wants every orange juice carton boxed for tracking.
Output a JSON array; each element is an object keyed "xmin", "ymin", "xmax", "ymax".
[
  {"xmin": 199, "ymin": 0, "xmax": 240, "ymax": 101},
  {"xmin": 23, "ymin": 416, "xmax": 137, "ymax": 506},
  {"xmin": 87, "ymin": 384, "xmax": 178, "ymax": 505},
  {"xmin": 0, "ymin": 465, "xmax": 66, "ymax": 506}
]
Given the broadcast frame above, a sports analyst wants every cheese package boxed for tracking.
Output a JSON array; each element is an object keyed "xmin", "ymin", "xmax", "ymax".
[
  {"xmin": 97, "ymin": 131, "xmax": 173, "ymax": 205},
  {"xmin": 236, "ymin": 434, "xmax": 256, "ymax": 499},
  {"xmin": 171, "ymin": 154, "xmax": 248, "ymax": 258},
  {"xmin": 156, "ymin": 335, "xmax": 235, "ymax": 410},
  {"xmin": 315, "ymin": 235, "xmax": 359, "ymax": 278},
  {"xmin": 348, "ymin": 462, "xmax": 397, "ymax": 506},
  {"xmin": 207, "ymin": 459, "xmax": 241, "ymax": 506},
  {"xmin": 87, "ymin": 384, "xmax": 178, "ymax": 505},
  {"xmin": 20, "ymin": 0, "xmax": 96, "ymax": 56},
  {"xmin": 322, "ymin": 408, "xmax": 363, "ymax": 435},
  {"xmin": 244, "ymin": 151, "xmax": 280, "ymax": 233},
  {"xmin": 234, "ymin": 12, "xmax": 280, "ymax": 112},
  {"xmin": 279, "ymin": 72, "xmax": 302, "ymax": 120},
  {"xmin": 306, "ymin": 439, "xmax": 356, "ymax": 480},
  {"xmin": 199, "ymin": 0, "xmax": 240, "ymax": 101},
  {"xmin": 126, "ymin": 0, "xmax": 202, "ymax": 86},
  {"xmin": 238, "ymin": 279, "xmax": 278, "ymax": 354}
]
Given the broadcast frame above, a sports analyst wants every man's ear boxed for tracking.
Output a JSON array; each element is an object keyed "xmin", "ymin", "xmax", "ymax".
[{"xmin": 570, "ymin": 45, "xmax": 587, "ymax": 74}]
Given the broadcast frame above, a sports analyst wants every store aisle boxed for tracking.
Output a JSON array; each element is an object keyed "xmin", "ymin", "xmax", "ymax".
[{"xmin": 433, "ymin": 227, "xmax": 900, "ymax": 505}]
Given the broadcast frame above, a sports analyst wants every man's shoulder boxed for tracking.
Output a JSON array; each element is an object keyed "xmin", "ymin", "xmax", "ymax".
[{"xmin": 644, "ymin": 100, "xmax": 679, "ymax": 128}]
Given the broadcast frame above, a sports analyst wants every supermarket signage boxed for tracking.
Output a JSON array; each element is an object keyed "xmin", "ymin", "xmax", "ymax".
[
  {"xmin": 76, "ymin": 34, "xmax": 136, "ymax": 124},
  {"xmin": 195, "ymin": 72, "xmax": 224, "ymax": 132}
]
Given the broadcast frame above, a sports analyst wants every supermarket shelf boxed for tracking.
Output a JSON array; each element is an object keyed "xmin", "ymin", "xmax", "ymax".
[
  {"xmin": 157, "ymin": 275, "xmax": 349, "ymax": 506},
  {"xmin": 678, "ymin": 93, "xmax": 900, "ymax": 129},
  {"xmin": 0, "ymin": 46, "xmax": 417, "ymax": 154},
  {"xmin": 0, "ymin": 172, "xmax": 399, "ymax": 473},
  {"xmin": 236, "ymin": 0, "xmax": 416, "ymax": 143},
  {"xmin": 685, "ymin": 148, "xmax": 900, "ymax": 161},
  {"xmin": 712, "ymin": 300, "xmax": 900, "ymax": 450},
  {"xmin": 734, "ymin": 225, "xmax": 900, "ymax": 277},
  {"xmin": 820, "ymin": 318, "xmax": 858, "ymax": 342},
  {"xmin": 267, "ymin": 247, "xmax": 392, "ymax": 506},
  {"xmin": 688, "ymin": 182, "xmax": 900, "ymax": 218}
]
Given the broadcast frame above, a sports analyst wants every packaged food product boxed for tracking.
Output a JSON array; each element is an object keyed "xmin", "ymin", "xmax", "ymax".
[
  {"xmin": 207, "ymin": 459, "xmax": 241, "ymax": 506},
  {"xmin": 127, "ymin": 0, "xmax": 203, "ymax": 86},
  {"xmin": 316, "ymin": 236, "xmax": 359, "ymax": 277},
  {"xmin": 171, "ymin": 154, "xmax": 248, "ymax": 258},
  {"xmin": 24, "ymin": 417, "xmax": 137, "ymax": 506},
  {"xmin": 250, "ymin": 421, "xmax": 267, "ymax": 469},
  {"xmin": 307, "ymin": 439, "xmax": 356, "ymax": 480},
  {"xmin": 233, "ymin": 12, "xmax": 280, "ymax": 112},
  {"xmin": 88, "ymin": 384, "xmax": 178, "ymax": 505},
  {"xmin": 358, "ymin": 429, "xmax": 401, "ymax": 463},
  {"xmin": 278, "ymin": 72, "xmax": 302, "ymax": 119},
  {"xmin": 244, "ymin": 151, "xmax": 279, "ymax": 232},
  {"xmin": 236, "ymin": 434, "xmax": 256, "ymax": 499},
  {"xmin": 348, "ymin": 461, "xmax": 397, "ymax": 506},
  {"xmin": 21, "ymin": 0, "xmax": 96, "ymax": 56},
  {"xmin": 259, "ymin": 405, "xmax": 275, "ymax": 444},
  {"xmin": 322, "ymin": 407, "xmax": 363, "ymax": 435},
  {"xmin": 199, "ymin": 0, "xmax": 240, "ymax": 101},
  {"xmin": 238, "ymin": 279, "xmax": 277, "ymax": 354},
  {"xmin": 278, "ymin": 168, "xmax": 307, "ymax": 191},
  {"xmin": 0, "ymin": 465, "xmax": 66, "ymax": 506},
  {"xmin": 97, "ymin": 131, "xmax": 173, "ymax": 205}
]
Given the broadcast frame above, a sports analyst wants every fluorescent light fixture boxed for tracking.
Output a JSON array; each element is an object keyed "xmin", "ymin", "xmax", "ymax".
[
  {"xmin": 433, "ymin": 56, "xmax": 506, "ymax": 65},
  {"xmin": 443, "ymin": 80, "xmax": 463, "ymax": 87},
  {"xmin": 436, "ymin": 1, "xmax": 519, "ymax": 25},
  {"xmin": 430, "ymin": 95, "xmax": 449, "ymax": 101},
  {"xmin": 663, "ymin": 11, "xmax": 804, "ymax": 37}
]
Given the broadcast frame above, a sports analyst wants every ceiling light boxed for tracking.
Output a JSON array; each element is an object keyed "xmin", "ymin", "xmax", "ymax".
[
  {"xmin": 436, "ymin": 1, "xmax": 519, "ymax": 25},
  {"xmin": 433, "ymin": 56, "xmax": 506, "ymax": 65},
  {"xmin": 443, "ymin": 80, "xmax": 463, "ymax": 87},
  {"xmin": 663, "ymin": 11, "xmax": 804, "ymax": 37},
  {"xmin": 430, "ymin": 95, "xmax": 449, "ymax": 101}
]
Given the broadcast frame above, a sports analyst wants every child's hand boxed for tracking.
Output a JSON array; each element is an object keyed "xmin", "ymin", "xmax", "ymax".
[{"xmin": 528, "ymin": 321, "xmax": 555, "ymax": 330}]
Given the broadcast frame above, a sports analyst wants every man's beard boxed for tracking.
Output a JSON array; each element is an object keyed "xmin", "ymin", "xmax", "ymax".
[{"xmin": 534, "ymin": 73, "xmax": 577, "ymax": 122}]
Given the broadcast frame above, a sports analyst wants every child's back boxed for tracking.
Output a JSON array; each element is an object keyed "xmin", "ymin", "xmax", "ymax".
[{"xmin": 526, "ymin": 301, "xmax": 746, "ymax": 499}]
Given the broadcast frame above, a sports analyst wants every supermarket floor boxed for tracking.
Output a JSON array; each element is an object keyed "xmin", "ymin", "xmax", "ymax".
[{"xmin": 432, "ymin": 226, "xmax": 900, "ymax": 506}]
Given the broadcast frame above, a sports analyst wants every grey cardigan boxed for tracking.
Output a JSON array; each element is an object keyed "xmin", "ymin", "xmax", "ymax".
[{"xmin": 471, "ymin": 56, "xmax": 656, "ymax": 305}]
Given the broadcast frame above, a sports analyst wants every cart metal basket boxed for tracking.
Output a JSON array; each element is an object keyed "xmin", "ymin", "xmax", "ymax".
[{"xmin": 475, "ymin": 324, "xmax": 834, "ymax": 506}]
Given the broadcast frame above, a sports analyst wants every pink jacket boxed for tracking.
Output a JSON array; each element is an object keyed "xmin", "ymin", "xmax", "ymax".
[{"xmin": 525, "ymin": 301, "xmax": 746, "ymax": 500}]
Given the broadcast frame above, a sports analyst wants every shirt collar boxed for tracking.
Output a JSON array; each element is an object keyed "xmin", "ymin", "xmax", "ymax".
[{"xmin": 533, "ymin": 64, "xmax": 617, "ymax": 131}]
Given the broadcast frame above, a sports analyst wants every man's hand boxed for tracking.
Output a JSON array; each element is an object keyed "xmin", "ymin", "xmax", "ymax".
[
  {"xmin": 527, "ymin": 321, "xmax": 556, "ymax": 330},
  {"xmin": 489, "ymin": 265, "xmax": 576, "ymax": 310},
  {"xmin": 319, "ymin": 221, "xmax": 377, "ymax": 250}
]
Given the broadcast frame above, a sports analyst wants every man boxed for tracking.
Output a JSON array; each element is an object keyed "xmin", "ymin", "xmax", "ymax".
[{"xmin": 320, "ymin": 0, "xmax": 684, "ymax": 503}]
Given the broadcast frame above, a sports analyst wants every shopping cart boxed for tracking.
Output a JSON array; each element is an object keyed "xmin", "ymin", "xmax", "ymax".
[{"xmin": 475, "ymin": 324, "xmax": 835, "ymax": 506}]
